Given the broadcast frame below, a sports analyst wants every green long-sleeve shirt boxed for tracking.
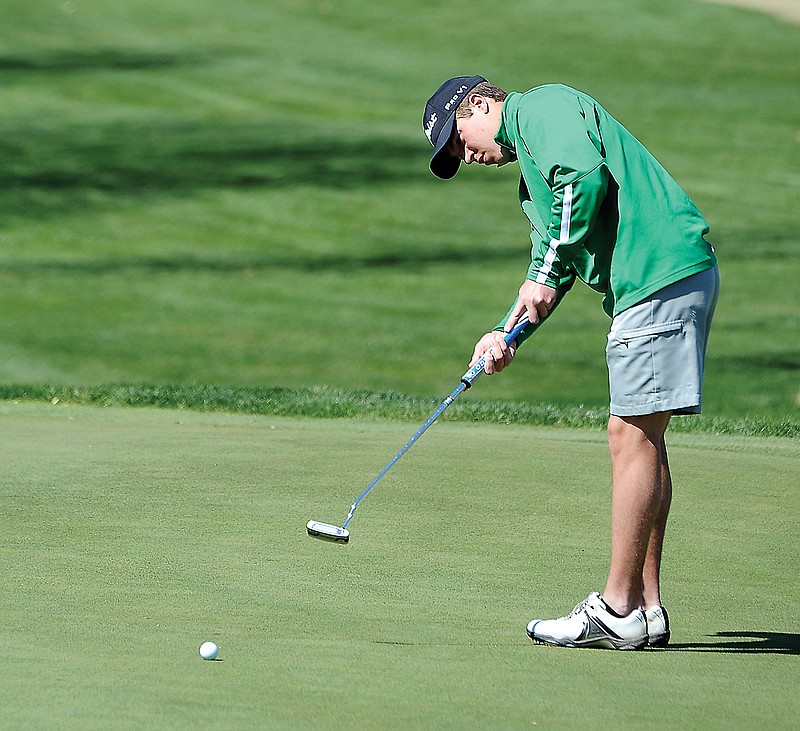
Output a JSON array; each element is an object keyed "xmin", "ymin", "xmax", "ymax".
[{"xmin": 494, "ymin": 84, "xmax": 716, "ymax": 340}]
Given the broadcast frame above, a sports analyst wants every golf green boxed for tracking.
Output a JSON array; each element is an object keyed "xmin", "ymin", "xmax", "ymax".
[{"xmin": 3, "ymin": 402, "xmax": 797, "ymax": 729}]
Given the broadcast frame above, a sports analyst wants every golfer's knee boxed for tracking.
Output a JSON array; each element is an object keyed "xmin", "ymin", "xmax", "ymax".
[
  {"xmin": 608, "ymin": 416, "xmax": 633, "ymax": 459},
  {"xmin": 608, "ymin": 413, "xmax": 669, "ymax": 455}
]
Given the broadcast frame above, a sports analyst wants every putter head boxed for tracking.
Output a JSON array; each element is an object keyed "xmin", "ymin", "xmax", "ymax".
[{"xmin": 306, "ymin": 520, "xmax": 350, "ymax": 544}]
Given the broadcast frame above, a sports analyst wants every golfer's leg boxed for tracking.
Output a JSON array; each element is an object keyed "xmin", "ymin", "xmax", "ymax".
[
  {"xmin": 641, "ymin": 436, "xmax": 672, "ymax": 609},
  {"xmin": 603, "ymin": 412, "xmax": 671, "ymax": 616}
]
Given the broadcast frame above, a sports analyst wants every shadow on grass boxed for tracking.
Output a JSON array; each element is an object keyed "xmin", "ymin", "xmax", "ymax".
[
  {"xmin": 668, "ymin": 631, "xmax": 800, "ymax": 655},
  {"xmin": 0, "ymin": 119, "xmax": 428, "ymax": 218},
  {"xmin": 0, "ymin": 247, "xmax": 523, "ymax": 274},
  {"xmin": 0, "ymin": 48, "xmax": 196, "ymax": 72}
]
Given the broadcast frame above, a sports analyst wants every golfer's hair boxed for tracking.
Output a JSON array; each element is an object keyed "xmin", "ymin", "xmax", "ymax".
[{"xmin": 455, "ymin": 81, "xmax": 507, "ymax": 119}]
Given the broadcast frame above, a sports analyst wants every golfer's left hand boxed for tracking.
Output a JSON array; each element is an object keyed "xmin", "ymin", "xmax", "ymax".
[
  {"xmin": 469, "ymin": 331, "xmax": 517, "ymax": 375},
  {"xmin": 505, "ymin": 280, "xmax": 558, "ymax": 331}
]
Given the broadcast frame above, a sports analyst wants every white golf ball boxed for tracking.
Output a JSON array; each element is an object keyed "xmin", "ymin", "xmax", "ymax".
[{"xmin": 199, "ymin": 641, "xmax": 219, "ymax": 660}]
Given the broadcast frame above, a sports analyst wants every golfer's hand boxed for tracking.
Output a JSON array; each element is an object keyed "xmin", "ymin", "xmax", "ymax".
[
  {"xmin": 469, "ymin": 332, "xmax": 517, "ymax": 375},
  {"xmin": 505, "ymin": 280, "xmax": 558, "ymax": 332}
]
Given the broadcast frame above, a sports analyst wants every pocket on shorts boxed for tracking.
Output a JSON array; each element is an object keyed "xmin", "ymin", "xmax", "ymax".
[
  {"xmin": 606, "ymin": 317, "xmax": 697, "ymax": 412},
  {"xmin": 612, "ymin": 320, "xmax": 684, "ymax": 346}
]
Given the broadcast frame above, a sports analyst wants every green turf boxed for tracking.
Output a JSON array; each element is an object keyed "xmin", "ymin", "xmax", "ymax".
[
  {"xmin": 1, "ymin": 2, "xmax": 798, "ymax": 726},
  {"xmin": 2, "ymin": 402, "xmax": 798, "ymax": 729},
  {"xmin": 0, "ymin": 0, "xmax": 798, "ymax": 424},
  {"xmin": 2, "ymin": 382, "xmax": 798, "ymax": 438}
]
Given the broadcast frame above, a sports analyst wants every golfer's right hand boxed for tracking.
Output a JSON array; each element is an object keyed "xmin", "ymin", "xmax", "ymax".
[{"xmin": 469, "ymin": 331, "xmax": 517, "ymax": 375}]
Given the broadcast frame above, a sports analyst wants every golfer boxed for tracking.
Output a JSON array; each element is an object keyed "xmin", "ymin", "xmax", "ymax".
[{"xmin": 423, "ymin": 76, "xmax": 719, "ymax": 650}]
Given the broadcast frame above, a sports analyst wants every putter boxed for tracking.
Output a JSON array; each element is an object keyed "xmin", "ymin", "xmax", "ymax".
[{"xmin": 306, "ymin": 316, "xmax": 530, "ymax": 544}]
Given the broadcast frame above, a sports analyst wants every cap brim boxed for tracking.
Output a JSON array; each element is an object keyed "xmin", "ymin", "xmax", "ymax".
[{"xmin": 429, "ymin": 111, "xmax": 460, "ymax": 180}]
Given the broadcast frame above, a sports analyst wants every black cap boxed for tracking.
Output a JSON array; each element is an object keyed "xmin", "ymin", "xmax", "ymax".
[{"xmin": 423, "ymin": 75, "xmax": 486, "ymax": 179}]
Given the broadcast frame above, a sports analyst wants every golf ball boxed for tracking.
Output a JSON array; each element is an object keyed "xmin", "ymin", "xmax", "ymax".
[{"xmin": 199, "ymin": 641, "xmax": 219, "ymax": 660}]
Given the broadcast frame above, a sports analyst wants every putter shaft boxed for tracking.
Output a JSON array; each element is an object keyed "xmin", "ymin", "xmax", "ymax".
[{"xmin": 338, "ymin": 316, "xmax": 530, "ymax": 531}]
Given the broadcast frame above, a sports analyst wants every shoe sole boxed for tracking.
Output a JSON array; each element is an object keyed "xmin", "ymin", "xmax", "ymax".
[{"xmin": 527, "ymin": 628, "xmax": 646, "ymax": 651}]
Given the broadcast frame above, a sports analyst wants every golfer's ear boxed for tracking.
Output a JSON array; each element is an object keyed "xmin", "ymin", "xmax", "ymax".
[{"xmin": 468, "ymin": 93, "xmax": 489, "ymax": 112}]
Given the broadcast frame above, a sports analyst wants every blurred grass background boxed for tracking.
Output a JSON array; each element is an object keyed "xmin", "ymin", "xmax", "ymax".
[{"xmin": 0, "ymin": 0, "xmax": 798, "ymax": 423}]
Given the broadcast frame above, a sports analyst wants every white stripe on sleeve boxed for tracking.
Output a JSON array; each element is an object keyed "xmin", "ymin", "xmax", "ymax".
[{"xmin": 535, "ymin": 183, "xmax": 574, "ymax": 285}]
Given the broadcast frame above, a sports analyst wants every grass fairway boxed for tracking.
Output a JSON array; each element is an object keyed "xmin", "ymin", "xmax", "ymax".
[
  {"xmin": 2, "ymin": 402, "xmax": 797, "ymax": 729},
  {"xmin": 1, "ymin": 0, "xmax": 799, "ymax": 422}
]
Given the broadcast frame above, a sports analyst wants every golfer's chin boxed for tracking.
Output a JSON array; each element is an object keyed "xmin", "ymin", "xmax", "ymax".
[{"xmin": 496, "ymin": 148, "xmax": 517, "ymax": 168}]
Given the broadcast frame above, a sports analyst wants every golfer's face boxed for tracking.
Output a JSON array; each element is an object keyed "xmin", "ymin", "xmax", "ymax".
[{"xmin": 447, "ymin": 111, "xmax": 510, "ymax": 168}]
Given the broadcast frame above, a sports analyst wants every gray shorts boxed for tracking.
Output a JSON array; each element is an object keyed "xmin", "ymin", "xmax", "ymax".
[{"xmin": 606, "ymin": 266, "xmax": 720, "ymax": 417}]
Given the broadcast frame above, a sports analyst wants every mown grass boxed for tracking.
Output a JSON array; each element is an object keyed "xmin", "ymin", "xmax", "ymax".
[
  {"xmin": 2, "ymin": 383, "xmax": 798, "ymax": 438},
  {"xmin": 2, "ymin": 402, "xmax": 798, "ymax": 730},
  {"xmin": 0, "ymin": 0, "xmax": 798, "ymax": 424},
  {"xmin": 2, "ymin": 4, "xmax": 798, "ymax": 729}
]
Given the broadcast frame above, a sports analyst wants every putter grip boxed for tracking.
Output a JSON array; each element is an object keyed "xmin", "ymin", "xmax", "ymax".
[{"xmin": 460, "ymin": 317, "xmax": 530, "ymax": 387}]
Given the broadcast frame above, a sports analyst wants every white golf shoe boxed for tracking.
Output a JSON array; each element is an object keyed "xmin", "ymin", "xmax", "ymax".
[
  {"xmin": 645, "ymin": 604, "xmax": 670, "ymax": 647},
  {"xmin": 526, "ymin": 592, "xmax": 647, "ymax": 650}
]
